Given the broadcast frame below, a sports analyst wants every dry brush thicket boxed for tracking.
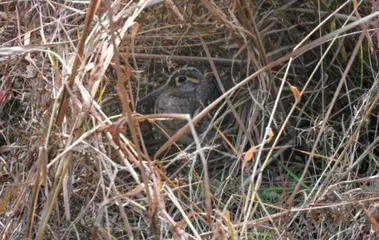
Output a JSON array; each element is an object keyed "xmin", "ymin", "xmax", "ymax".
[{"xmin": 0, "ymin": 0, "xmax": 378, "ymax": 239}]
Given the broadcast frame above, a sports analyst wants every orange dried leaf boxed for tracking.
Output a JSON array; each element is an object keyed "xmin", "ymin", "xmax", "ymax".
[
  {"xmin": 243, "ymin": 146, "xmax": 256, "ymax": 162},
  {"xmin": 123, "ymin": 184, "xmax": 145, "ymax": 198},
  {"xmin": 289, "ymin": 85, "xmax": 301, "ymax": 103},
  {"xmin": 0, "ymin": 187, "xmax": 18, "ymax": 214},
  {"xmin": 266, "ymin": 127, "xmax": 274, "ymax": 144},
  {"xmin": 332, "ymin": 211, "xmax": 349, "ymax": 224},
  {"xmin": 279, "ymin": 78, "xmax": 300, "ymax": 103},
  {"xmin": 311, "ymin": 209, "xmax": 319, "ymax": 220},
  {"xmin": 362, "ymin": 204, "xmax": 379, "ymax": 232},
  {"xmin": 109, "ymin": 121, "xmax": 123, "ymax": 146}
]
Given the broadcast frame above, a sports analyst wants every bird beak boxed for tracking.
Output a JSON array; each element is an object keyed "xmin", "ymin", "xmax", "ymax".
[{"xmin": 137, "ymin": 83, "xmax": 170, "ymax": 109}]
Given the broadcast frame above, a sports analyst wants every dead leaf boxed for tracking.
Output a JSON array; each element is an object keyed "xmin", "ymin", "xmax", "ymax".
[
  {"xmin": 266, "ymin": 127, "xmax": 274, "ymax": 144},
  {"xmin": 122, "ymin": 184, "xmax": 145, "ymax": 198},
  {"xmin": 362, "ymin": 204, "xmax": 379, "ymax": 232},
  {"xmin": 332, "ymin": 211, "xmax": 349, "ymax": 224},
  {"xmin": 0, "ymin": 187, "xmax": 18, "ymax": 214},
  {"xmin": 243, "ymin": 145, "xmax": 256, "ymax": 162},
  {"xmin": 279, "ymin": 78, "xmax": 301, "ymax": 103},
  {"xmin": 311, "ymin": 209, "xmax": 319, "ymax": 220}
]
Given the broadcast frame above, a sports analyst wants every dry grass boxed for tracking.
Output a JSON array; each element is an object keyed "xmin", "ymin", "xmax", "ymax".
[{"xmin": 1, "ymin": 0, "xmax": 379, "ymax": 239}]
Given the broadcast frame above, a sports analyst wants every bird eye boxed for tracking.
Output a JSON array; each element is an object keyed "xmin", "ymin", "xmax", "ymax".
[{"xmin": 176, "ymin": 75, "xmax": 187, "ymax": 85}]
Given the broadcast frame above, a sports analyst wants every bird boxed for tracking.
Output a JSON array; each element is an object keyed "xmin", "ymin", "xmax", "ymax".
[{"xmin": 137, "ymin": 66, "xmax": 220, "ymax": 144}]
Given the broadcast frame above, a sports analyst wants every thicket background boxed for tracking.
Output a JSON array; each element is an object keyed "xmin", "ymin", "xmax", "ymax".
[{"xmin": 0, "ymin": 0, "xmax": 378, "ymax": 239}]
